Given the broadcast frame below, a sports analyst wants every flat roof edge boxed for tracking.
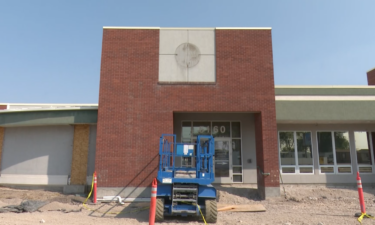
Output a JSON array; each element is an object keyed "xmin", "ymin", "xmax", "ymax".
[
  {"xmin": 103, "ymin": 26, "xmax": 272, "ymax": 30},
  {"xmin": 0, "ymin": 103, "xmax": 98, "ymax": 106},
  {"xmin": 103, "ymin": 26, "xmax": 160, "ymax": 29},
  {"xmin": 0, "ymin": 107, "xmax": 98, "ymax": 114},
  {"xmin": 216, "ymin": 27, "xmax": 272, "ymax": 30}
]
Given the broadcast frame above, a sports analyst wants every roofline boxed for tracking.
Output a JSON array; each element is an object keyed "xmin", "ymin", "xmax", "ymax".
[
  {"xmin": 367, "ymin": 67, "xmax": 375, "ymax": 73},
  {"xmin": 0, "ymin": 107, "xmax": 98, "ymax": 114},
  {"xmin": 275, "ymin": 85, "xmax": 375, "ymax": 89},
  {"xmin": 103, "ymin": 26, "xmax": 272, "ymax": 30},
  {"xmin": 0, "ymin": 103, "xmax": 98, "ymax": 106}
]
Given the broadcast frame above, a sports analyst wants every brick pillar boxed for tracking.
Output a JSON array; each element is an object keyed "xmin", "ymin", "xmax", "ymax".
[
  {"xmin": 255, "ymin": 112, "xmax": 280, "ymax": 200},
  {"xmin": 70, "ymin": 125, "xmax": 90, "ymax": 185},
  {"xmin": 367, "ymin": 68, "xmax": 375, "ymax": 85}
]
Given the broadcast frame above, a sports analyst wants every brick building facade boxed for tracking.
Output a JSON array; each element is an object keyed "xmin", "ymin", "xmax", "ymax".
[{"xmin": 96, "ymin": 27, "xmax": 280, "ymax": 199}]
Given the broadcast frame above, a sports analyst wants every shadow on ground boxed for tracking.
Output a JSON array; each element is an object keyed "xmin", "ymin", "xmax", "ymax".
[
  {"xmin": 214, "ymin": 184, "xmax": 261, "ymax": 201},
  {"xmin": 86, "ymin": 185, "xmax": 261, "ymax": 223}
]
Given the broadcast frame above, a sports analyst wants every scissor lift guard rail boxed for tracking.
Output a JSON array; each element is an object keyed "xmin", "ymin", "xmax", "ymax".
[{"xmin": 156, "ymin": 134, "xmax": 217, "ymax": 223}]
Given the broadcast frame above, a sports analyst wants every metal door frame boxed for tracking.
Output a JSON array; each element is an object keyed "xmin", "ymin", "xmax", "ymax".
[{"xmin": 213, "ymin": 137, "xmax": 233, "ymax": 183}]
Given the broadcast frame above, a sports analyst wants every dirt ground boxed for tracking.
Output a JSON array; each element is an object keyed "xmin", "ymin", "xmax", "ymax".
[{"xmin": 0, "ymin": 184, "xmax": 375, "ymax": 225}]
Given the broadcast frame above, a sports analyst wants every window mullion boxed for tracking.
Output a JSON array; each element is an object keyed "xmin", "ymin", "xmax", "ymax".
[
  {"xmin": 369, "ymin": 132, "xmax": 375, "ymax": 172},
  {"xmin": 294, "ymin": 132, "xmax": 298, "ymax": 173},
  {"xmin": 332, "ymin": 131, "xmax": 337, "ymax": 173}
]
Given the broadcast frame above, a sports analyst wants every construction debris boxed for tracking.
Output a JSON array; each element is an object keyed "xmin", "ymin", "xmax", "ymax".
[
  {"xmin": 217, "ymin": 204, "xmax": 266, "ymax": 212},
  {"xmin": 0, "ymin": 200, "xmax": 48, "ymax": 213}
]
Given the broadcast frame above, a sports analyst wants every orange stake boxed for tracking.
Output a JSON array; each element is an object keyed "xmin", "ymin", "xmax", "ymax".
[
  {"xmin": 149, "ymin": 178, "xmax": 158, "ymax": 225},
  {"xmin": 93, "ymin": 171, "xmax": 97, "ymax": 204}
]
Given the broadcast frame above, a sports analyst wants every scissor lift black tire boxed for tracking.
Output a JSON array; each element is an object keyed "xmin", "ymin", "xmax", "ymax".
[
  {"xmin": 155, "ymin": 198, "xmax": 164, "ymax": 222},
  {"xmin": 204, "ymin": 199, "xmax": 217, "ymax": 223}
]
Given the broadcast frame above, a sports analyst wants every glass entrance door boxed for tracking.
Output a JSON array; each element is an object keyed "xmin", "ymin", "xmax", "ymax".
[{"xmin": 213, "ymin": 138, "xmax": 232, "ymax": 183}]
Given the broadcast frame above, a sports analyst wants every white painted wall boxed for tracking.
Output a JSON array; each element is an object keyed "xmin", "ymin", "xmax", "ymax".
[{"xmin": 0, "ymin": 126, "xmax": 74, "ymax": 185}]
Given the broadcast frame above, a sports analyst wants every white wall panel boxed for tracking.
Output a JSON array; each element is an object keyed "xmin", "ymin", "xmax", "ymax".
[{"xmin": 0, "ymin": 126, "xmax": 74, "ymax": 185}]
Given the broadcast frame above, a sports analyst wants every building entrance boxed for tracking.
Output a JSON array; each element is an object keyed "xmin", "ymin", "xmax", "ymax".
[
  {"xmin": 180, "ymin": 121, "xmax": 243, "ymax": 183},
  {"xmin": 213, "ymin": 138, "xmax": 232, "ymax": 183}
]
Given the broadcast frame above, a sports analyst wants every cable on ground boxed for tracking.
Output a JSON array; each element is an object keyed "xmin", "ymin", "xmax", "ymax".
[
  {"xmin": 279, "ymin": 172, "xmax": 287, "ymax": 199},
  {"xmin": 82, "ymin": 173, "xmax": 149, "ymax": 215}
]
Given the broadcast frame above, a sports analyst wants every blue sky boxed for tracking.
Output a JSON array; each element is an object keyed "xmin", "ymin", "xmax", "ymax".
[{"xmin": 1, "ymin": 0, "xmax": 374, "ymax": 103}]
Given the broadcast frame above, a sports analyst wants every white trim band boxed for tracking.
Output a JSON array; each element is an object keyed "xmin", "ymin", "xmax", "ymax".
[
  {"xmin": 275, "ymin": 85, "xmax": 375, "ymax": 89},
  {"xmin": 276, "ymin": 96, "xmax": 375, "ymax": 101}
]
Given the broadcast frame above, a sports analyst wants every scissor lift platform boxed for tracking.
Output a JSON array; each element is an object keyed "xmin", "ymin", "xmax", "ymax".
[{"xmin": 156, "ymin": 134, "xmax": 217, "ymax": 223}]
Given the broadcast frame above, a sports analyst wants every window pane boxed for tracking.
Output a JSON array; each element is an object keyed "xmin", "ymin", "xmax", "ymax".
[
  {"xmin": 192, "ymin": 122, "xmax": 210, "ymax": 137},
  {"xmin": 334, "ymin": 132, "xmax": 351, "ymax": 164},
  {"xmin": 231, "ymin": 122, "xmax": 241, "ymax": 138},
  {"xmin": 359, "ymin": 167, "xmax": 372, "ymax": 173},
  {"xmin": 233, "ymin": 167, "xmax": 242, "ymax": 173},
  {"xmin": 317, "ymin": 132, "xmax": 334, "ymax": 165},
  {"xmin": 296, "ymin": 132, "xmax": 313, "ymax": 165},
  {"xmin": 300, "ymin": 167, "xmax": 313, "ymax": 173},
  {"xmin": 214, "ymin": 141, "xmax": 230, "ymax": 160},
  {"xmin": 321, "ymin": 167, "xmax": 334, "ymax": 173},
  {"xmin": 212, "ymin": 122, "xmax": 230, "ymax": 137},
  {"xmin": 338, "ymin": 167, "xmax": 351, "ymax": 173},
  {"xmin": 282, "ymin": 167, "xmax": 295, "ymax": 173},
  {"xmin": 182, "ymin": 122, "xmax": 192, "ymax": 143},
  {"xmin": 232, "ymin": 139, "xmax": 242, "ymax": 165},
  {"xmin": 233, "ymin": 175, "xmax": 242, "ymax": 182},
  {"xmin": 215, "ymin": 161, "xmax": 229, "ymax": 177},
  {"xmin": 355, "ymin": 132, "xmax": 372, "ymax": 165},
  {"xmin": 279, "ymin": 132, "xmax": 295, "ymax": 165}
]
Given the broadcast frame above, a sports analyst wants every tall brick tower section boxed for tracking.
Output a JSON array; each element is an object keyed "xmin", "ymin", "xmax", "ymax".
[
  {"xmin": 367, "ymin": 68, "xmax": 375, "ymax": 85},
  {"xmin": 96, "ymin": 27, "xmax": 279, "ymax": 199}
]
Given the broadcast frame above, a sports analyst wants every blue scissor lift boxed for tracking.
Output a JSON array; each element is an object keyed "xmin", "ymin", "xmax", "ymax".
[{"xmin": 156, "ymin": 134, "xmax": 217, "ymax": 223}]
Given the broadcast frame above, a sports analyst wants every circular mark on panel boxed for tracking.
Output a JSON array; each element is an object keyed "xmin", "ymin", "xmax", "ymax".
[{"xmin": 175, "ymin": 43, "xmax": 200, "ymax": 68}]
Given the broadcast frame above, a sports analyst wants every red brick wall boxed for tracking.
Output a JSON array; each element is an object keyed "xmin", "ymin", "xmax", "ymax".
[
  {"xmin": 96, "ymin": 28, "xmax": 279, "ymax": 189},
  {"xmin": 0, "ymin": 105, "xmax": 7, "ymax": 110},
  {"xmin": 367, "ymin": 68, "xmax": 375, "ymax": 85}
]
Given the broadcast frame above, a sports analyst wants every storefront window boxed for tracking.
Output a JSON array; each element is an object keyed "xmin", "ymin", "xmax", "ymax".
[
  {"xmin": 232, "ymin": 139, "xmax": 242, "ymax": 165},
  {"xmin": 334, "ymin": 132, "xmax": 351, "ymax": 164},
  {"xmin": 317, "ymin": 131, "xmax": 352, "ymax": 174},
  {"xmin": 279, "ymin": 132, "xmax": 296, "ymax": 165},
  {"xmin": 296, "ymin": 132, "xmax": 313, "ymax": 165},
  {"xmin": 317, "ymin": 132, "xmax": 334, "ymax": 165},
  {"xmin": 192, "ymin": 122, "xmax": 210, "ymax": 137},
  {"xmin": 182, "ymin": 122, "xmax": 192, "ymax": 143},
  {"xmin": 279, "ymin": 131, "xmax": 313, "ymax": 174},
  {"xmin": 355, "ymin": 132, "xmax": 372, "ymax": 165},
  {"xmin": 355, "ymin": 131, "xmax": 373, "ymax": 173},
  {"xmin": 212, "ymin": 122, "xmax": 230, "ymax": 138},
  {"xmin": 231, "ymin": 122, "xmax": 241, "ymax": 138},
  {"xmin": 182, "ymin": 120, "xmax": 243, "ymax": 183}
]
